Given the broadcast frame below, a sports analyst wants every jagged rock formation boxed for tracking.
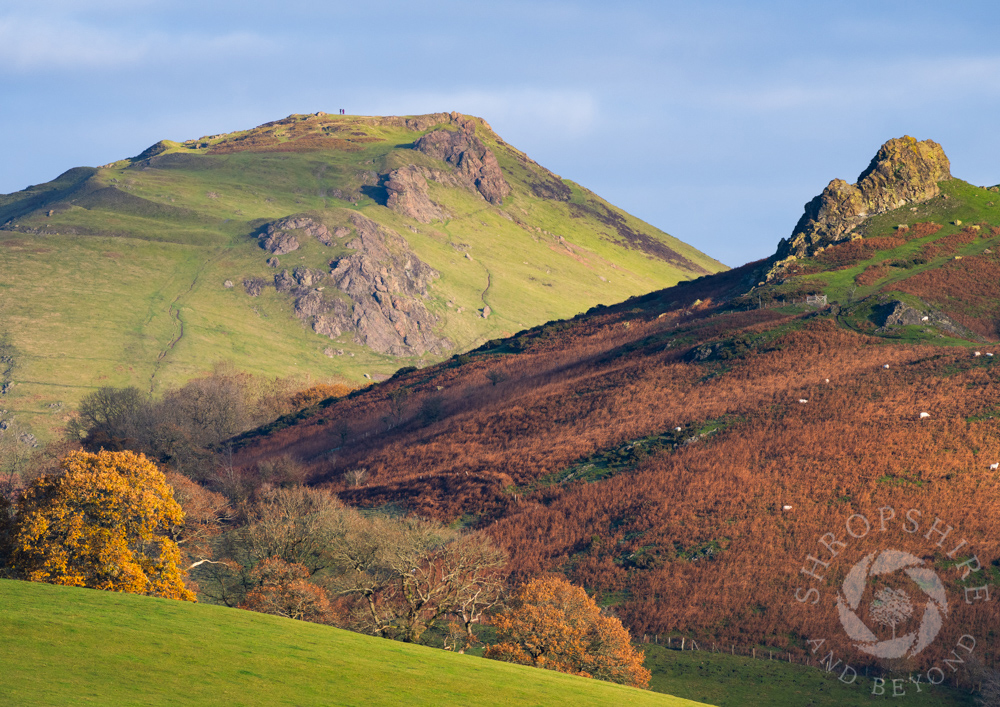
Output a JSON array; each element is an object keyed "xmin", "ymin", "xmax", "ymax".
[
  {"xmin": 274, "ymin": 267, "xmax": 326, "ymax": 293},
  {"xmin": 266, "ymin": 213, "xmax": 448, "ymax": 356},
  {"xmin": 253, "ymin": 212, "xmax": 447, "ymax": 356},
  {"xmin": 414, "ymin": 127, "xmax": 511, "ymax": 205},
  {"xmin": 384, "ymin": 166, "xmax": 447, "ymax": 223},
  {"xmin": 258, "ymin": 216, "xmax": 335, "ymax": 254},
  {"xmin": 775, "ymin": 137, "xmax": 951, "ymax": 265},
  {"xmin": 324, "ymin": 213, "xmax": 448, "ymax": 356}
]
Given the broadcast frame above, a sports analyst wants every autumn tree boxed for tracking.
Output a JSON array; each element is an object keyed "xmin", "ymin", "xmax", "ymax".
[
  {"xmin": 9, "ymin": 450, "xmax": 194, "ymax": 600},
  {"xmin": 239, "ymin": 557, "xmax": 337, "ymax": 624},
  {"xmin": 485, "ymin": 576, "xmax": 650, "ymax": 689},
  {"xmin": 194, "ymin": 486, "xmax": 347, "ymax": 606},
  {"xmin": 198, "ymin": 486, "xmax": 507, "ymax": 647},
  {"xmin": 163, "ymin": 470, "xmax": 233, "ymax": 586}
]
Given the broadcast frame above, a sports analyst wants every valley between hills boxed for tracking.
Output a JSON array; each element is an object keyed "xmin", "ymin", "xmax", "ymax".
[{"xmin": 2, "ymin": 123, "xmax": 999, "ymax": 706}]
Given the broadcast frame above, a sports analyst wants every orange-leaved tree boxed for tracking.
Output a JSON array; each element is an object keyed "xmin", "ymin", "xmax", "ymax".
[
  {"xmin": 239, "ymin": 557, "xmax": 337, "ymax": 624},
  {"xmin": 485, "ymin": 576, "xmax": 650, "ymax": 688},
  {"xmin": 10, "ymin": 449, "xmax": 194, "ymax": 600}
]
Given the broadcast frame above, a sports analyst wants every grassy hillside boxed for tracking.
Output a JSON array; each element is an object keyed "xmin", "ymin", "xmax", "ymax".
[
  {"xmin": 0, "ymin": 112, "xmax": 724, "ymax": 441},
  {"xmin": 0, "ymin": 579, "xmax": 706, "ymax": 706}
]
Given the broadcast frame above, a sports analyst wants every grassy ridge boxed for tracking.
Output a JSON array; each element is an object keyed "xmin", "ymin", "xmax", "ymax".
[
  {"xmin": 0, "ymin": 579, "xmax": 706, "ymax": 706},
  {"xmin": 0, "ymin": 113, "xmax": 724, "ymax": 440}
]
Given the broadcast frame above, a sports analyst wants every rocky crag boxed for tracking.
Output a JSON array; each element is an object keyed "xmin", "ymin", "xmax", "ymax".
[
  {"xmin": 383, "ymin": 119, "xmax": 512, "ymax": 222},
  {"xmin": 259, "ymin": 216, "xmax": 345, "ymax": 254},
  {"xmin": 767, "ymin": 136, "xmax": 951, "ymax": 279},
  {"xmin": 413, "ymin": 124, "xmax": 512, "ymax": 205},
  {"xmin": 253, "ymin": 213, "xmax": 449, "ymax": 357}
]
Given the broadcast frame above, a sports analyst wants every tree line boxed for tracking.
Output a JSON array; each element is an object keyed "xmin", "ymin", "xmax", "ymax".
[{"xmin": 0, "ymin": 364, "xmax": 651, "ymax": 689}]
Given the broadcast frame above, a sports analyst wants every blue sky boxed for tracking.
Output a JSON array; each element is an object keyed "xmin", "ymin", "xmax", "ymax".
[{"xmin": 3, "ymin": 0, "xmax": 1000, "ymax": 266}]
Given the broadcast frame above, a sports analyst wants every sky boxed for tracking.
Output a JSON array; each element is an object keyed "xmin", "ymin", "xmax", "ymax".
[{"xmin": 3, "ymin": 1, "xmax": 1000, "ymax": 266}]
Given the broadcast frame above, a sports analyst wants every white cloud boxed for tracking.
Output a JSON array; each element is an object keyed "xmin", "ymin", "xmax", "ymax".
[
  {"xmin": 703, "ymin": 56, "xmax": 1000, "ymax": 113},
  {"xmin": 0, "ymin": 14, "xmax": 269, "ymax": 73}
]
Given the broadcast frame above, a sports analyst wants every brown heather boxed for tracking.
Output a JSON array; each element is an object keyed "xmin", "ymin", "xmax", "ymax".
[{"xmin": 233, "ymin": 286, "xmax": 1000, "ymax": 671}]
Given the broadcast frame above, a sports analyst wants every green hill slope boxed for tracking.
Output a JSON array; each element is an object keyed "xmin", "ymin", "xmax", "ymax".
[
  {"xmin": 0, "ymin": 111, "xmax": 723, "ymax": 441},
  {"xmin": 0, "ymin": 579, "xmax": 706, "ymax": 707}
]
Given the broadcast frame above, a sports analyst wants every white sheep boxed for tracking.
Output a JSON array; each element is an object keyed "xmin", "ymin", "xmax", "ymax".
[
  {"xmin": 798, "ymin": 399, "xmax": 808, "ymax": 404},
  {"xmin": 675, "ymin": 426, "xmax": 682, "ymax": 432},
  {"xmin": 825, "ymin": 378, "xmax": 830, "ymax": 383},
  {"xmin": 919, "ymin": 412, "xmax": 931, "ymax": 419},
  {"xmin": 782, "ymin": 505, "xmax": 793, "ymax": 511},
  {"xmin": 988, "ymin": 353, "xmax": 995, "ymax": 358},
  {"xmin": 975, "ymin": 351, "xmax": 982, "ymax": 357},
  {"xmin": 883, "ymin": 364, "xmax": 890, "ymax": 369},
  {"xmin": 991, "ymin": 463, "xmax": 999, "ymax": 470},
  {"xmin": 921, "ymin": 316, "xmax": 929, "ymax": 321}
]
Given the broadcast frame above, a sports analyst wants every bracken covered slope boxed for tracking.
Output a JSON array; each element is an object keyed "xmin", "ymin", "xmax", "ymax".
[{"xmin": 231, "ymin": 137, "xmax": 1000, "ymax": 685}]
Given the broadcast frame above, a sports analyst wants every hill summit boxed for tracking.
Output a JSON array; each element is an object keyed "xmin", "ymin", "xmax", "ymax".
[
  {"xmin": 0, "ymin": 111, "xmax": 724, "ymax": 440},
  {"xmin": 771, "ymin": 136, "xmax": 951, "ymax": 273}
]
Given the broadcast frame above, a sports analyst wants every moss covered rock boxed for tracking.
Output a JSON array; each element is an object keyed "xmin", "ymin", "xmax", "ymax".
[{"xmin": 777, "ymin": 136, "xmax": 951, "ymax": 263}]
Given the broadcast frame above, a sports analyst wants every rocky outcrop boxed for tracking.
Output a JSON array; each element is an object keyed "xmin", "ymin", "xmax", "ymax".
[
  {"xmin": 384, "ymin": 166, "xmax": 447, "ymax": 223},
  {"xmin": 274, "ymin": 267, "xmax": 326, "ymax": 293},
  {"xmin": 880, "ymin": 301, "xmax": 926, "ymax": 328},
  {"xmin": 254, "ymin": 212, "xmax": 448, "ymax": 356},
  {"xmin": 776, "ymin": 137, "xmax": 951, "ymax": 263},
  {"xmin": 320, "ymin": 213, "xmax": 448, "ymax": 356},
  {"xmin": 414, "ymin": 128, "xmax": 511, "ymax": 205},
  {"xmin": 258, "ymin": 215, "xmax": 335, "ymax": 253},
  {"xmin": 875, "ymin": 299, "xmax": 978, "ymax": 340},
  {"xmin": 260, "ymin": 230, "xmax": 298, "ymax": 255}
]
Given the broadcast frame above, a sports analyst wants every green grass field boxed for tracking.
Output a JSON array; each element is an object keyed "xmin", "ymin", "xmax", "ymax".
[
  {"xmin": 0, "ymin": 113, "xmax": 724, "ymax": 441},
  {"xmin": 642, "ymin": 645, "xmax": 974, "ymax": 706},
  {"xmin": 0, "ymin": 579, "xmax": 706, "ymax": 706}
]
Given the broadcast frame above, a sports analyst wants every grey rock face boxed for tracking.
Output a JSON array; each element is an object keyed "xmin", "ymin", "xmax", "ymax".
[
  {"xmin": 324, "ymin": 213, "xmax": 450, "ymax": 356},
  {"xmin": 414, "ymin": 128, "xmax": 512, "ymax": 205},
  {"xmin": 384, "ymin": 165, "xmax": 447, "ymax": 223},
  {"xmin": 777, "ymin": 137, "xmax": 951, "ymax": 262},
  {"xmin": 258, "ymin": 215, "xmax": 335, "ymax": 253}
]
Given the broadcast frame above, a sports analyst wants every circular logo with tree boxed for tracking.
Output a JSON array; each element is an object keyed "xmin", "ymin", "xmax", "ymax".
[{"xmin": 836, "ymin": 549, "xmax": 949, "ymax": 659}]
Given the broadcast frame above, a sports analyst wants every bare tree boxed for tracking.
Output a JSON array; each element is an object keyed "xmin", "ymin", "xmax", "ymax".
[
  {"xmin": 388, "ymin": 388, "xmax": 410, "ymax": 426},
  {"xmin": 970, "ymin": 656, "xmax": 1000, "ymax": 706},
  {"xmin": 486, "ymin": 370, "xmax": 508, "ymax": 386},
  {"xmin": 330, "ymin": 516, "xmax": 506, "ymax": 645},
  {"xmin": 0, "ymin": 418, "xmax": 32, "ymax": 500},
  {"xmin": 194, "ymin": 486, "xmax": 347, "ymax": 606},
  {"xmin": 343, "ymin": 467, "xmax": 368, "ymax": 488}
]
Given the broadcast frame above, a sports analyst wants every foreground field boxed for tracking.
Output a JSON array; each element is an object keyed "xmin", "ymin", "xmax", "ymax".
[
  {"xmin": 0, "ymin": 579, "xmax": 705, "ymax": 706},
  {"xmin": 643, "ymin": 646, "xmax": 974, "ymax": 706}
]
